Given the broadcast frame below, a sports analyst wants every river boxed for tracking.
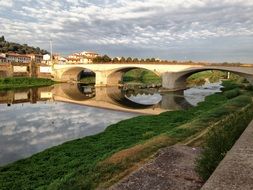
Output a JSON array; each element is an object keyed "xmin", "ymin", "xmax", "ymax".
[{"xmin": 0, "ymin": 82, "xmax": 222, "ymax": 166}]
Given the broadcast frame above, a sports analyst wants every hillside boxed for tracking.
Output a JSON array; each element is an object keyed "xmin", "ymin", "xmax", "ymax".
[{"xmin": 0, "ymin": 36, "xmax": 49, "ymax": 55}]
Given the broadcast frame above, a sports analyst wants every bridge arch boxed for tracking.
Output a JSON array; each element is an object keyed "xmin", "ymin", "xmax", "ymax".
[
  {"xmin": 60, "ymin": 67, "xmax": 96, "ymax": 82},
  {"xmin": 162, "ymin": 68, "xmax": 253, "ymax": 90},
  {"xmin": 106, "ymin": 66, "xmax": 161, "ymax": 86}
]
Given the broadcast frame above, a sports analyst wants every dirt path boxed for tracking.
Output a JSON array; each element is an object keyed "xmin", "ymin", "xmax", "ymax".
[{"xmin": 109, "ymin": 145, "xmax": 203, "ymax": 190}]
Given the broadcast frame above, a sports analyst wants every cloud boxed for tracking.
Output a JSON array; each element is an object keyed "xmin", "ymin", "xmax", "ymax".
[
  {"xmin": 0, "ymin": 100, "xmax": 136, "ymax": 165},
  {"xmin": 0, "ymin": 0, "xmax": 253, "ymax": 62},
  {"xmin": 0, "ymin": 0, "xmax": 13, "ymax": 8}
]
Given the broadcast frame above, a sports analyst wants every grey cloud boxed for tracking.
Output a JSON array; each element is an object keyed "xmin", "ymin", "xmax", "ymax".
[{"xmin": 0, "ymin": 0, "xmax": 253, "ymax": 62}]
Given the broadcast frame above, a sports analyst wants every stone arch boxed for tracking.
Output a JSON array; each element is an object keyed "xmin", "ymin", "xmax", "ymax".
[
  {"xmin": 162, "ymin": 68, "xmax": 253, "ymax": 90},
  {"xmin": 106, "ymin": 66, "xmax": 161, "ymax": 86},
  {"xmin": 60, "ymin": 67, "xmax": 95, "ymax": 82}
]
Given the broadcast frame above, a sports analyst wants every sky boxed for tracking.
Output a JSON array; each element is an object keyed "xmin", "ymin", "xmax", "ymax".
[{"xmin": 0, "ymin": 0, "xmax": 253, "ymax": 63}]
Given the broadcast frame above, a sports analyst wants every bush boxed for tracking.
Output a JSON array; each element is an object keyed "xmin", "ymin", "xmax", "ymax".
[
  {"xmin": 196, "ymin": 104, "xmax": 253, "ymax": 181},
  {"xmin": 221, "ymin": 80, "xmax": 240, "ymax": 91},
  {"xmin": 244, "ymin": 84, "xmax": 253, "ymax": 91},
  {"xmin": 223, "ymin": 88, "xmax": 240, "ymax": 99}
]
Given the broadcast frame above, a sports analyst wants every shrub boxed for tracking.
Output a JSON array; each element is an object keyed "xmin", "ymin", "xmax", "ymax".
[
  {"xmin": 196, "ymin": 104, "xmax": 253, "ymax": 181},
  {"xmin": 223, "ymin": 88, "xmax": 240, "ymax": 99}
]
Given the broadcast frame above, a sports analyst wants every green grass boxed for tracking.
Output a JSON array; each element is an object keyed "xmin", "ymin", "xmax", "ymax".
[
  {"xmin": 123, "ymin": 69, "xmax": 161, "ymax": 84},
  {"xmin": 196, "ymin": 103, "xmax": 253, "ymax": 181},
  {"xmin": 0, "ymin": 80, "xmax": 253, "ymax": 190},
  {"xmin": 187, "ymin": 70, "xmax": 241, "ymax": 86},
  {"xmin": 0, "ymin": 77, "xmax": 55, "ymax": 89}
]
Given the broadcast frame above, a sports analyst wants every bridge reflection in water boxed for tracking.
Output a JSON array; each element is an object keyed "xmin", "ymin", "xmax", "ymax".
[{"xmin": 0, "ymin": 83, "xmax": 193, "ymax": 114}]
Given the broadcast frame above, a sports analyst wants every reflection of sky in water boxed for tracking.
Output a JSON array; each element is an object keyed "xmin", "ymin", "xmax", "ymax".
[
  {"xmin": 184, "ymin": 82, "xmax": 222, "ymax": 106},
  {"xmin": 127, "ymin": 94, "xmax": 162, "ymax": 105},
  {"xmin": 0, "ymin": 102, "xmax": 136, "ymax": 166},
  {"xmin": 0, "ymin": 83, "xmax": 221, "ymax": 166}
]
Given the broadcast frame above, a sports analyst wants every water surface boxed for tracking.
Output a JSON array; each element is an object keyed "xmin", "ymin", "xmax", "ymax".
[{"xmin": 0, "ymin": 83, "xmax": 221, "ymax": 165}]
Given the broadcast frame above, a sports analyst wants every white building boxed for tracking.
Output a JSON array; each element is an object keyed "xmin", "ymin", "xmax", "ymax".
[
  {"xmin": 43, "ymin": 54, "xmax": 51, "ymax": 61},
  {"xmin": 66, "ymin": 51, "xmax": 99, "ymax": 64}
]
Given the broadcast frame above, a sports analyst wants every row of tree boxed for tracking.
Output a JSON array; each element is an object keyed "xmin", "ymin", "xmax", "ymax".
[
  {"xmin": 0, "ymin": 36, "xmax": 49, "ymax": 55},
  {"xmin": 93, "ymin": 55, "xmax": 161, "ymax": 63}
]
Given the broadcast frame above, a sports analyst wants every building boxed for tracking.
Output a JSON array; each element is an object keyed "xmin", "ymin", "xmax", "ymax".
[
  {"xmin": 79, "ymin": 51, "xmax": 99, "ymax": 59},
  {"xmin": 0, "ymin": 53, "xmax": 44, "ymax": 64},
  {"xmin": 43, "ymin": 54, "xmax": 51, "ymax": 61},
  {"xmin": 66, "ymin": 51, "xmax": 99, "ymax": 64},
  {"xmin": 27, "ymin": 54, "xmax": 43, "ymax": 63},
  {"xmin": 57, "ymin": 57, "xmax": 67, "ymax": 64},
  {"xmin": 0, "ymin": 56, "xmax": 6, "ymax": 63},
  {"xmin": 0, "ymin": 53, "xmax": 31, "ymax": 63},
  {"xmin": 66, "ymin": 57, "xmax": 81, "ymax": 64}
]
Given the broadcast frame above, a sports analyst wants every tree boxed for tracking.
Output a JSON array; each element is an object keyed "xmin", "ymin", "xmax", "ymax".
[
  {"xmin": 126, "ymin": 57, "xmax": 132, "ymax": 62},
  {"xmin": 140, "ymin": 58, "xmax": 145, "ymax": 62},
  {"xmin": 120, "ymin": 57, "xmax": 126, "ymax": 62},
  {"xmin": 93, "ymin": 56, "xmax": 103, "ymax": 63},
  {"xmin": 150, "ymin": 58, "xmax": 156, "ymax": 62},
  {"xmin": 0, "ymin": 36, "xmax": 49, "ymax": 54},
  {"xmin": 0, "ymin": 36, "xmax": 5, "ymax": 42},
  {"xmin": 146, "ymin": 58, "xmax": 151, "ymax": 62},
  {"xmin": 112, "ymin": 57, "xmax": 119, "ymax": 62},
  {"xmin": 133, "ymin": 58, "xmax": 139, "ymax": 62},
  {"xmin": 102, "ymin": 54, "xmax": 111, "ymax": 62}
]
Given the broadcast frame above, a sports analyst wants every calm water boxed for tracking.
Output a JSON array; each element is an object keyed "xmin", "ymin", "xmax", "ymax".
[{"xmin": 0, "ymin": 82, "xmax": 221, "ymax": 166}]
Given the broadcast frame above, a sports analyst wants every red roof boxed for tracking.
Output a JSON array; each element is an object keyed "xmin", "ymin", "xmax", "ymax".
[{"xmin": 6, "ymin": 53, "xmax": 31, "ymax": 58}]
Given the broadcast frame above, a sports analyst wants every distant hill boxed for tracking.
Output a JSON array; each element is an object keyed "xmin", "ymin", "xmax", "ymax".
[{"xmin": 0, "ymin": 36, "xmax": 49, "ymax": 55}]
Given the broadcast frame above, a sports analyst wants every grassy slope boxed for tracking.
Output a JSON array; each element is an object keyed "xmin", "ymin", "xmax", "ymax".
[
  {"xmin": 0, "ymin": 77, "xmax": 55, "ymax": 89},
  {"xmin": 0, "ymin": 81, "xmax": 252, "ymax": 190},
  {"xmin": 123, "ymin": 69, "xmax": 161, "ymax": 84},
  {"xmin": 196, "ymin": 103, "xmax": 253, "ymax": 180},
  {"xmin": 187, "ymin": 71, "xmax": 242, "ymax": 86}
]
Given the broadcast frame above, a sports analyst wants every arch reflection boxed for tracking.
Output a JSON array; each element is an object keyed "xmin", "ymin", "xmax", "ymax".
[{"xmin": 0, "ymin": 83, "xmax": 196, "ymax": 114}]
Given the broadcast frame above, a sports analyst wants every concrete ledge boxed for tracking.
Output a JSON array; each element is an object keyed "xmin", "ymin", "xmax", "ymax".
[{"xmin": 201, "ymin": 120, "xmax": 253, "ymax": 190}]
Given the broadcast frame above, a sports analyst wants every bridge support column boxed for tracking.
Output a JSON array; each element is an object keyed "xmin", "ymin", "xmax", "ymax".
[
  {"xmin": 107, "ymin": 71, "xmax": 123, "ymax": 86},
  {"xmin": 95, "ymin": 71, "xmax": 108, "ymax": 87},
  {"xmin": 95, "ymin": 71, "xmax": 123, "ymax": 87},
  {"xmin": 162, "ymin": 72, "xmax": 187, "ymax": 91}
]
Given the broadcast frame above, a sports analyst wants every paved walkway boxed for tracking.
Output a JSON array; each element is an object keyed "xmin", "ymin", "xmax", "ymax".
[
  {"xmin": 201, "ymin": 120, "xmax": 253, "ymax": 190},
  {"xmin": 110, "ymin": 145, "xmax": 203, "ymax": 190}
]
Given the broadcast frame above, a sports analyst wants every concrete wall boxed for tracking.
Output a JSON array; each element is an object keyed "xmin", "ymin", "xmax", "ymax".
[
  {"xmin": 0, "ymin": 62, "xmax": 52, "ymax": 79},
  {"xmin": 0, "ymin": 64, "xmax": 12, "ymax": 77}
]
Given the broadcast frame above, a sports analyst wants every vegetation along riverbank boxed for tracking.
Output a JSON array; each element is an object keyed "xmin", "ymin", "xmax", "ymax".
[
  {"xmin": 0, "ymin": 77, "xmax": 55, "ymax": 90},
  {"xmin": 0, "ymin": 79, "xmax": 253, "ymax": 190}
]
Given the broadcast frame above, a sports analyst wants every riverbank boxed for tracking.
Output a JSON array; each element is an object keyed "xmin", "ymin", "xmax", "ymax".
[
  {"xmin": 0, "ymin": 80, "xmax": 252, "ymax": 190},
  {"xmin": 0, "ymin": 77, "xmax": 55, "ymax": 90}
]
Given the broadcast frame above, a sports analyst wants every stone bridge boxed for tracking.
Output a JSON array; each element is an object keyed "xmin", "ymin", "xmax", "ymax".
[{"xmin": 52, "ymin": 63, "xmax": 253, "ymax": 90}]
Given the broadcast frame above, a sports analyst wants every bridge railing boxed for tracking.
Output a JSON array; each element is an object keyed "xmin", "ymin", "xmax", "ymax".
[{"xmin": 54, "ymin": 61, "xmax": 253, "ymax": 67}]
